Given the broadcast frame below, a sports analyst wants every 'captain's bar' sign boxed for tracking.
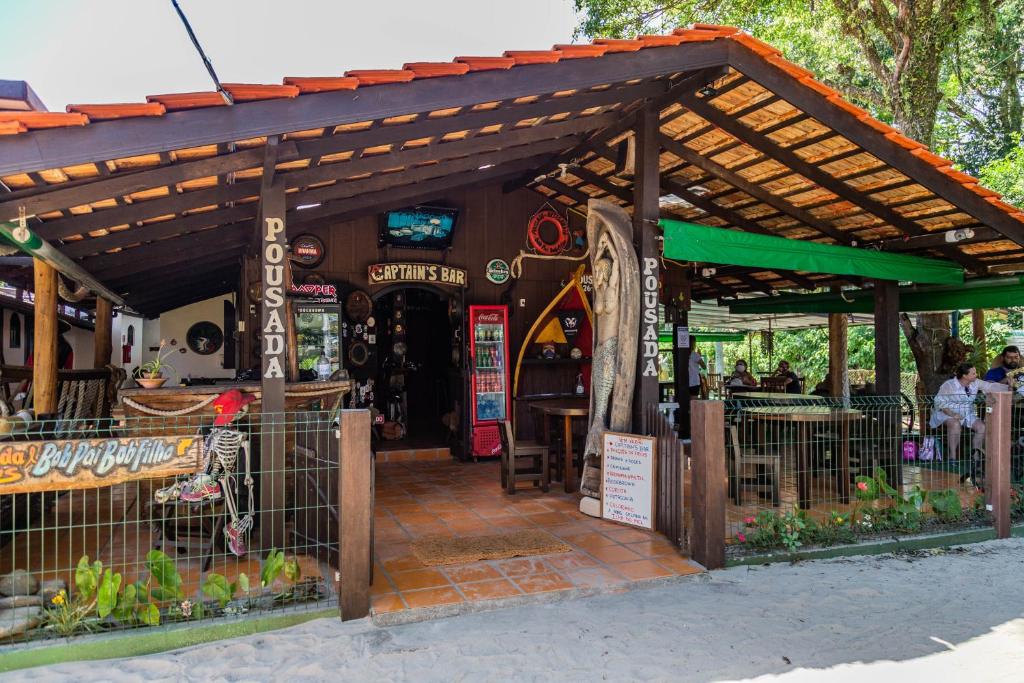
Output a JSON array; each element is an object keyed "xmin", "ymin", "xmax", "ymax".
[{"xmin": 368, "ymin": 262, "xmax": 468, "ymax": 288}]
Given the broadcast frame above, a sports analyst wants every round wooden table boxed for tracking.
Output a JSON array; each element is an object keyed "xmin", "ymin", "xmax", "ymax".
[
  {"xmin": 744, "ymin": 406, "xmax": 863, "ymax": 509},
  {"xmin": 529, "ymin": 398, "xmax": 589, "ymax": 493}
]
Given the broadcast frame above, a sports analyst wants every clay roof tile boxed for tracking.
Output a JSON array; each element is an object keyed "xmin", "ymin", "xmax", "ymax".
[
  {"xmin": 0, "ymin": 111, "xmax": 89, "ymax": 129},
  {"xmin": 222, "ymin": 83, "xmax": 301, "ymax": 101},
  {"xmin": 552, "ymin": 44, "xmax": 610, "ymax": 59},
  {"xmin": 282, "ymin": 77, "xmax": 360, "ymax": 93},
  {"xmin": 592, "ymin": 38, "xmax": 645, "ymax": 53},
  {"xmin": 146, "ymin": 91, "xmax": 228, "ymax": 111},
  {"xmin": 503, "ymin": 50, "xmax": 562, "ymax": 65},
  {"xmin": 343, "ymin": 70, "xmax": 417, "ymax": 86},
  {"xmin": 402, "ymin": 62, "xmax": 471, "ymax": 78},
  {"xmin": 66, "ymin": 103, "xmax": 166, "ymax": 120}
]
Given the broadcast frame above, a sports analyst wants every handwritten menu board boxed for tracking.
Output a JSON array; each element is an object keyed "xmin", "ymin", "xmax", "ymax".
[{"xmin": 601, "ymin": 431, "xmax": 657, "ymax": 530}]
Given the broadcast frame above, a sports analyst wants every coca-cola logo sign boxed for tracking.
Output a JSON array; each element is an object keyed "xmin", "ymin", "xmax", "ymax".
[{"xmin": 477, "ymin": 313, "xmax": 502, "ymax": 323}]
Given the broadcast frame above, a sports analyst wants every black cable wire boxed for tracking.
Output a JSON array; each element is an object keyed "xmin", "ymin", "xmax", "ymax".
[{"xmin": 170, "ymin": 0, "xmax": 233, "ymax": 105}]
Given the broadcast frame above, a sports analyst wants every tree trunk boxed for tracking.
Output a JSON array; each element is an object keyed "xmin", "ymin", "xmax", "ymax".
[{"xmin": 900, "ymin": 311, "xmax": 974, "ymax": 397}]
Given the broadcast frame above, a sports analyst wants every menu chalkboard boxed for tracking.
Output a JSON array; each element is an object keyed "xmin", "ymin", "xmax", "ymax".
[{"xmin": 601, "ymin": 431, "xmax": 657, "ymax": 530}]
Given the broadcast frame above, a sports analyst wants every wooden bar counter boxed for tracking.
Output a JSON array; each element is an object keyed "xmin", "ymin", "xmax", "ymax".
[{"xmin": 119, "ymin": 380, "xmax": 351, "ymax": 419}]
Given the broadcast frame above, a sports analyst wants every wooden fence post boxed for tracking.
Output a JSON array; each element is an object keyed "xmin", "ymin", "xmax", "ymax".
[
  {"xmin": 984, "ymin": 391, "xmax": 1011, "ymax": 539},
  {"xmin": 339, "ymin": 409, "xmax": 372, "ymax": 620},
  {"xmin": 690, "ymin": 400, "xmax": 725, "ymax": 569}
]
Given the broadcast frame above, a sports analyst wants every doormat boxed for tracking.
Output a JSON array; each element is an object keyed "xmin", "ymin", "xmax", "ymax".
[{"xmin": 411, "ymin": 530, "xmax": 571, "ymax": 566}]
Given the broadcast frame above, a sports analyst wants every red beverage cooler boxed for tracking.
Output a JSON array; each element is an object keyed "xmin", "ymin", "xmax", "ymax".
[{"xmin": 469, "ymin": 305, "xmax": 511, "ymax": 458}]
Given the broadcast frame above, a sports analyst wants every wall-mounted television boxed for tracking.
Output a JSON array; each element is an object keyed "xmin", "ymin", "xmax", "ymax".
[{"xmin": 379, "ymin": 205, "xmax": 458, "ymax": 250}]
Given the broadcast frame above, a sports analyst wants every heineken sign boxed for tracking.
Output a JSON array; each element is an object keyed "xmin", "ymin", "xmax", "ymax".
[
  {"xmin": 368, "ymin": 262, "xmax": 468, "ymax": 288},
  {"xmin": 485, "ymin": 259, "xmax": 510, "ymax": 285},
  {"xmin": 0, "ymin": 436, "xmax": 202, "ymax": 494}
]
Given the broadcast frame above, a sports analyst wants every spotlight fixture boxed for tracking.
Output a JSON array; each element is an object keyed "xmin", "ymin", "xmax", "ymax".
[
  {"xmin": 701, "ymin": 267, "xmax": 717, "ymax": 278},
  {"xmin": 944, "ymin": 227, "xmax": 976, "ymax": 243},
  {"xmin": 697, "ymin": 83, "xmax": 719, "ymax": 98}
]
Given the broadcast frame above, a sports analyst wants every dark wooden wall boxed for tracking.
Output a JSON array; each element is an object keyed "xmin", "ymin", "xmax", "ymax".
[{"xmin": 294, "ymin": 184, "xmax": 586, "ymax": 363}]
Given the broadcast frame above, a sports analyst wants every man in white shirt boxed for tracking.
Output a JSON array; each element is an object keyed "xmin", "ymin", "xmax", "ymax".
[
  {"xmin": 929, "ymin": 362, "xmax": 1008, "ymax": 462},
  {"xmin": 688, "ymin": 347, "xmax": 706, "ymax": 396}
]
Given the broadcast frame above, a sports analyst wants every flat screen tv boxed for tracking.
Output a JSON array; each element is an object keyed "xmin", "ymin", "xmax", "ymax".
[{"xmin": 379, "ymin": 205, "xmax": 458, "ymax": 250}]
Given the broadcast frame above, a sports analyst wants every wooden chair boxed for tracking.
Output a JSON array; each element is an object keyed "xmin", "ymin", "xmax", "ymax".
[
  {"xmin": 1, "ymin": 365, "xmax": 115, "ymax": 437},
  {"xmin": 760, "ymin": 376, "xmax": 789, "ymax": 393},
  {"xmin": 498, "ymin": 420, "xmax": 549, "ymax": 494},
  {"xmin": 728, "ymin": 425, "xmax": 780, "ymax": 506}
]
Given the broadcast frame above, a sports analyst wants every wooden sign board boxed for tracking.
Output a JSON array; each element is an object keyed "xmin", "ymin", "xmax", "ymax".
[
  {"xmin": 0, "ymin": 435, "xmax": 202, "ymax": 494},
  {"xmin": 601, "ymin": 431, "xmax": 657, "ymax": 530},
  {"xmin": 368, "ymin": 263, "xmax": 468, "ymax": 288}
]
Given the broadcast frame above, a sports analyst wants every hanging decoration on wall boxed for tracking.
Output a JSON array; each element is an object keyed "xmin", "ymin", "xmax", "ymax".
[
  {"xmin": 557, "ymin": 310, "xmax": 584, "ymax": 340},
  {"xmin": 290, "ymin": 234, "xmax": 326, "ymax": 269},
  {"xmin": 345, "ymin": 291, "xmax": 372, "ymax": 322},
  {"xmin": 186, "ymin": 321, "xmax": 224, "ymax": 355},
  {"xmin": 485, "ymin": 258, "xmax": 511, "ymax": 285},
  {"xmin": 527, "ymin": 205, "xmax": 571, "ymax": 256}
]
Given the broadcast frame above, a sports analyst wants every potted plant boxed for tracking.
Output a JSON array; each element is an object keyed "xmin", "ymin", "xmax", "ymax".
[{"xmin": 137, "ymin": 340, "xmax": 176, "ymax": 389}]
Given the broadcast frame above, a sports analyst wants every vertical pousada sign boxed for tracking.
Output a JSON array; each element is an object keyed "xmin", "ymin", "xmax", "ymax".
[
  {"xmin": 641, "ymin": 256, "xmax": 659, "ymax": 377},
  {"xmin": 262, "ymin": 215, "xmax": 287, "ymax": 383}
]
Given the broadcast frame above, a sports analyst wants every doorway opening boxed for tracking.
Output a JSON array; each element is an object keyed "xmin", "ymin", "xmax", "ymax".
[{"xmin": 374, "ymin": 287, "xmax": 460, "ymax": 453}]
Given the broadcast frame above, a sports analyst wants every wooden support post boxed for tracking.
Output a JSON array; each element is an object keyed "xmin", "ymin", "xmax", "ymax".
[
  {"xmin": 985, "ymin": 391, "xmax": 1011, "ymax": 539},
  {"xmin": 690, "ymin": 400, "xmax": 725, "ymax": 570},
  {"xmin": 633, "ymin": 106, "xmax": 661, "ymax": 431},
  {"xmin": 259, "ymin": 143, "xmax": 288, "ymax": 551},
  {"xmin": 828, "ymin": 309, "xmax": 849, "ymax": 399},
  {"xmin": 286, "ymin": 299, "xmax": 299, "ymax": 382},
  {"xmin": 872, "ymin": 279, "xmax": 901, "ymax": 489},
  {"xmin": 672, "ymin": 308, "xmax": 691, "ymax": 438},
  {"xmin": 872, "ymin": 280, "xmax": 900, "ymax": 396},
  {"xmin": 33, "ymin": 258, "xmax": 58, "ymax": 415},
  {"xmin": 339, "ymin": 409, "xmax": 372, "ymax": 620},
  {"xmin": 972, "ymin": 309, "xmax": 987, "ymax": 368},
  {"xmin": 93, "ymin": 297, "xmax": 113, "ymax": 369}
]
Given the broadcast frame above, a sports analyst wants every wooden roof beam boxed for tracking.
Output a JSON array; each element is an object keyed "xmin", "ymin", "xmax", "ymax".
[
  {"xmin": 726, "ymin": 40, "xmax": 1024, "ymax": 250},
  {"xmin": 0, "ymin": 40, "xmax": 730, "ymax": 177},
  {"xmin": 678, "ymin": 91, "xmax": 988, "ymax": 273}
]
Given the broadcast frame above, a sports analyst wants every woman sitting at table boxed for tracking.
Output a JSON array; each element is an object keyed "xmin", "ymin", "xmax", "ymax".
[
  {"xmin": 725, "ymin": 360, "xmax": 757, "ymax": 388},
  {"xmin": 929, "ymin": 362, "xmax": 1007, "ymax": 465}
]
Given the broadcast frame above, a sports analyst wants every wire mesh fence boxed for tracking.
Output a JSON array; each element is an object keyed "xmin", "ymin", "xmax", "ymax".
[
  {"xmin": 0, "ymin": 410, "xmax": 345, "ymax": 644},
  {"xmin": 723, "ymin": 394, "xmax": 999, "ymax": 558}
]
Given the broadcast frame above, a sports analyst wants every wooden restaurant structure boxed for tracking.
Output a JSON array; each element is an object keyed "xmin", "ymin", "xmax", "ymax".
[{"xmin": 0, "ymin": 24, "xmax": 1022, "ymax": 624}]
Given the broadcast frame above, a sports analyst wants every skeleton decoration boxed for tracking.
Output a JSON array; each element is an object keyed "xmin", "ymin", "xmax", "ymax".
[{"xmin": 580, "ymin": 200, "xmax": 640, "ymax": 501}]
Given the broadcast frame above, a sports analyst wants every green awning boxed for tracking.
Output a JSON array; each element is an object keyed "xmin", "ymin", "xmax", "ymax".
[
  {"xmin": 658, "ymin": 331, "xmax": 747, "ymax": 343},
  {"xmin": 660, "ymin": 220, "xmax": 964, "ymax": 285},
  {"xmin": 728, "ymin": 277, "xmax": 1024, "ymax": 314}
]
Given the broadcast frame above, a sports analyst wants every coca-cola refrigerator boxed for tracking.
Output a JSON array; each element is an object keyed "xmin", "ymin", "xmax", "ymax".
[{"xmin": 468, "ymin": 305, "xmax": 511, "ymax": 458}]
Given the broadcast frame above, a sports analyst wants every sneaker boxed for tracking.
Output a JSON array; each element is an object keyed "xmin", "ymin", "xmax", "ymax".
[
  {"xmin": 225, "ymin": 522, "xmax": 248, "ymax": 557},
  {"xmin": 154, "ymin": 480, "xmax": 185, "ymax": 504},
  {"xmin": 179, "ymin": 475, "xmax": 222, "ymax": 503}
]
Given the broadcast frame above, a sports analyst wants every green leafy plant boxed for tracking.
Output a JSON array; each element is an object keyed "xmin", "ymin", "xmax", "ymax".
[
  {"xmin": 928, "ymin": 489, "xmax": 964, "ymax": 522},
  {"xmin": 139, "ymin": 340, "xmax": 177, "ymax": 379},
  {"xmin": 146, "ymin": 549, "xmax": 184, "ymax": 602},
  {"xmin": 200, "ymin": 572, "xmax": 248, "ymax": 609},
  {"xmin": 43, "ymin": 556, "xmax": 104, "ymax": 636},
  {"xmin": 261, "ymin": 549, "xmax": 285, "ymax": 589}
]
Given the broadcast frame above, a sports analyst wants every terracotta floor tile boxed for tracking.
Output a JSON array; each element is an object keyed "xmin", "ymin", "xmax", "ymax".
[
  {"xmin": 564, "ymin": 532, "xmax": 618, "ymax": 549},
  {"xmin": 475, "ymin": 506, "xmax": 518, "ymax": 519},
  {"xmin": 398, "ymin": 512, "xmax": 443, "ymax": 525},
  {"xmin": 460, "ymin": 578, "xmax": 521, "ymax": 602},
  {"xmin": 401, "ymin": 586, "xmax": 465, "ymax": 609},
  {"xmin": 614, "ymin": 559, "xmax": 673, "ymax": 581},
  {"xmin": 494, "ymin": 557, "xmax": 552, "ymax": 577},
  {"xmin": 513, "ymin": 572, "xmax": 574, "ymax": 594},
  {"xmin": 390, "ymin": 568, "xmax": 451, "ymax": 592},
  {"xmin": 371, "ymin": 593, "xmax": 406, "ymax": 614},
  {"xmin": 445, "ymin": 563, "xmax": 502, "ymax": 584},
  {"xmin": 586, "ymin": 544, "xmax": 644, "ymax": 564},
  {"xmin": 370, "ymin": 577, "xmax": 395, "ymax": 595},
  {"xmin": 564, "ymin": 566, "xmax": 628, "ymax": 589},
  {"xmin": 381, "ymin": 554, "xmax": 426, "ymax": 573},
  {"xmin": 504, "ymin": 501, "xmax": 551, "ymax": 514},
  {"xmin": 655, "ymin": 554, "xmax": 705, "ymax": 575},
  {"xmin": 486, "ymin": 515, "xmax": 534, "ymax": 530},
  {"xmin": 623, "ymin": 539, "xmax": 678, "ymax": 558},
  {"xmin": 601, "ymin": 527, "xmax": 654, "ymax": 544},
  {"xmin": 525, "ymin": 511, "xmax": 573, "ymax": 526},
  {"xmin": 543, "ymin": 551, "xmax": 600, "ymax": 571},
  {"xmin": 433, "ymin": 509, "xmax": 471, "ymax": 522}
]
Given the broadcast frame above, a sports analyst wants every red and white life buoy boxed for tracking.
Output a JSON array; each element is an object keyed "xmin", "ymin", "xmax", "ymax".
[{"xmin": 527, "ymin": 209, "xmax": 570, "ymax": 255}]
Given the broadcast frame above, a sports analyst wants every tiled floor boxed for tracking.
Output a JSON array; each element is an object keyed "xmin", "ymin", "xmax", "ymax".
[{"xmin": 370, "ymin": 459, "xmax": 703, "ymax": 616}]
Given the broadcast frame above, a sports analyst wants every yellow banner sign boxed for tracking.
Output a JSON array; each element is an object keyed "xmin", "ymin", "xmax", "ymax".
[
  {"xmin": 0, "ymin": 435, "xmax": 202, "ymax": 494},
  {"xmin": 368, "ymin": 263, "xmax": 467, "ymax": 288}
]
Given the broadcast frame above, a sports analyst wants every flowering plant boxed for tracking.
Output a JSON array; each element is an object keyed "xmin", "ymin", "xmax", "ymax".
[{"xmin": 139, "ymin": 340, "xmax": 176, "ymax": 379}]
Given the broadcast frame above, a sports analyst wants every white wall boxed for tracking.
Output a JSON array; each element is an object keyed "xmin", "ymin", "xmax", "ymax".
[
  {"xmin": 112, "ymin": 312, "xmax": 145, "ymax": 369},
  {"xmin": 65, "ymin": 326, "xmax": 94, "ymax": 369},
  {"xmin": 150, "ymin": 296, "xmax": 234, "ymax": 380}
]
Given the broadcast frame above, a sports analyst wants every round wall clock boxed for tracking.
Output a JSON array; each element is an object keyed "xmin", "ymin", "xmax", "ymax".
[
  {"xmin": 345, "ymin": 290, "xmax": 372, "ymax": 322},
  {"xmin": 186, "ymin": 321, "xmax": 224, "ymax": 355}
]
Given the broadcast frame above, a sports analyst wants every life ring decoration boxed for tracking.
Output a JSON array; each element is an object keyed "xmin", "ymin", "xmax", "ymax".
[{"xmin": 527, "ymin": 208, "xmax": 570, "ymax": 255}]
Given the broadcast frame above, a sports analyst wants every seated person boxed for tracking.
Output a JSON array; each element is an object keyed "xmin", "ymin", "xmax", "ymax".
[
  {"xmin": 929, "ymin": 362, "xmax": 1008, "ymax": 463},
  {"xmin": 775, "ymin": 360, "xmax": 801, "ymax": 394},
  {"xmin": 724, "ymin": 360, "xmax": 757, "ymax": 388},
  {"xmin": 812, "ymin": 372, "xmax": 832, "ymax": 396},
  {"xmin": 983, "ymin": 345, "xmax": 1024, "ymax": 394}
]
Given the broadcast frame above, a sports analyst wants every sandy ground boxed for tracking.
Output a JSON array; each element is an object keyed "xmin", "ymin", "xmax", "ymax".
[{"xmin": 8, "ymin": 538, "xmax": 1024, "ymax": 682}]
